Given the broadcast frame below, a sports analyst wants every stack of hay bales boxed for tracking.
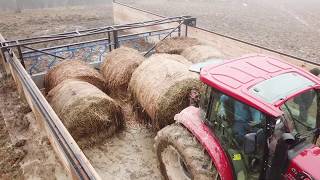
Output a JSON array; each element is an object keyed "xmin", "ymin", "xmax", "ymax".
[
  {"xmin": 100, "ymin": 47, "xmax": 144, "ymax": 95},
  {"xmin": 44, "ymin": 60, "xmax": 105, "ymax": 93},
  {"xmin": 155, "ymin": 37, "xmax": 201, "ymax": 54},
  {"xmin": 181, "ymin": 45, "xmax": 224, "ymax": 63},
  {"xmin": 129, "ymin": 54, "xmax": 202, "ymax": 130},
  {"xmin": 47, "ymin": 79, "xmax": 123, "ymax": 148}
]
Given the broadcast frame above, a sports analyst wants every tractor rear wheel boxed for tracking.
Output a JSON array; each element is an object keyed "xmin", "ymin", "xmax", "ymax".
[{"xmin": 155, "ymin": 123, "xmax": 219, "ymax": 180}]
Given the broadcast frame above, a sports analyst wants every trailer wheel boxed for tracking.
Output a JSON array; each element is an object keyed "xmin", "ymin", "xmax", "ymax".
[{"xmin": 155, "ymin": 124, "xmax": 219, "ymax": 180}]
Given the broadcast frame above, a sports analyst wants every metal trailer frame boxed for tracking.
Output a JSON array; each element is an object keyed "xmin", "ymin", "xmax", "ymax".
[
  {"xmin": 0, "ymin": 34, "xmax": 100, "ymax": 180},
  {"xmin": 0, "ymin": 16, "xmax": 196, "ymax": 75}
]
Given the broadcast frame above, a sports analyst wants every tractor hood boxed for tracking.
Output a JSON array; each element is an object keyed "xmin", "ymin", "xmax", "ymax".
[{"xmin": 286, "ymin": 145, "xmax": 320, "ymax": 179}]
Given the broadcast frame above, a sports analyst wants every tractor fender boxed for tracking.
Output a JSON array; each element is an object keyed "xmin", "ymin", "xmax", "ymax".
[
  {"xmin": 175, "ymin": 106, "xmax": 234, "ymax": 180},
  {"xmin": 285, "ymin": 145, "xmax": 320, "ymax": 180}
]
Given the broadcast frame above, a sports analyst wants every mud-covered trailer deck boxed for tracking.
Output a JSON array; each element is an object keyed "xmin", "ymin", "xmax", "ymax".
[{"xmin": 1, "ymin": 1, "xmax": 319, "ymax": 179}]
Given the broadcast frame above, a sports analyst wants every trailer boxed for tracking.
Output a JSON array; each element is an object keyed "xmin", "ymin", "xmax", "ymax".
[{"xmin": 0, "ymin": 1, "xmax": 319, "ymax": 179}]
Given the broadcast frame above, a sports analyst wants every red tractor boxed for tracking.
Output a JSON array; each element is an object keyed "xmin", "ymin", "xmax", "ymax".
[{"xmin": 155, "ymin": 54, "xmax": 320, "ymax": 180}]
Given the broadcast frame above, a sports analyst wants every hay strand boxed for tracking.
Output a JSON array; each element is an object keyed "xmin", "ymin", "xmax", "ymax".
[
  {"xmin": 151, "ymin": 53, "xmax": 192, "ymax": 65},
  {"xmin": 155, "ymin": 37, "xmax": 201, "ymax": 54},
  {"xmin": 181, "ymin": 45, "xmax": 224, "ymax": 63}
]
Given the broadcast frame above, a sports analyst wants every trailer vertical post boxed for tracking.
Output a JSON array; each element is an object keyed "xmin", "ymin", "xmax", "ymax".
[
  {"xmin": 0, "ymin": 42, "xmax": 12, "ymax": 75},
  {"xmin": 107, "ymin": 31, "xmax": 112, "ymax": 52},
  {"xmin": 185, "ymin": 24, "xmax": 188, "ymax": 37},
  {"xmin": 17, "ymin": 44, "xmax": 26, "ymax": 68},
  {"xmin": 113, "ymin": 30, "xmax": 119, "ymax": 49},
  {"xmin": 178, "ymin": 20, "xmax": 181, "ymax": 37}
]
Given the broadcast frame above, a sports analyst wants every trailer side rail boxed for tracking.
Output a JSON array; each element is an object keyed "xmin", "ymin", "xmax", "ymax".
[
  {"xmin": 0, "ymin": 34, "xmax": 101, "ymax": 180},
  {"xmin": 0, "ymin": 16, "xmax": 195, "ymax": 75}
]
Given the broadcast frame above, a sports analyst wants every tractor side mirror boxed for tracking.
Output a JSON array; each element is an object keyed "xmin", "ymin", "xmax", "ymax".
[{"xmin": 244, "ymin": 129, "xmax": 265, "ymax": 154}]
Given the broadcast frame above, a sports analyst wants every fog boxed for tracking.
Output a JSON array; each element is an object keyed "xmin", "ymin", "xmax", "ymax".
[{"xmin": 0, "ymin": 0, "xmax": 110, "ymax": 11}]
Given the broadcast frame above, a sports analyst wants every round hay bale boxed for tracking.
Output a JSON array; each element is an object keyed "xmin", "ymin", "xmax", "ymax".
[
  {"xmin": 47, "ymin": 79, "xmax": 123, "ymax": 148},
  {"xmin": 101, "ymin": 47, "xmax": 144, "ymax": 94},
  {"xmin": 155, "ymin": 37, "xmax": 201, "ymax": 54},
  {"xmin": 181, "ymin": 45, "xmax": 224, "ymax": 63},
  {"xmin": 151, "ymin": 53, "xmax": 192, "ymax": 65},
  {"xmin": 129, "ymin": 55, "xmax": 201, "ymax": 130},
  {"xmin": 44, "ymin": 60, "xmax": 105, "ymax": 93}
]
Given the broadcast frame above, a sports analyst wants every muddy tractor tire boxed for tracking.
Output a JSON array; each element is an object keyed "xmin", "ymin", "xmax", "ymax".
[{"xmin": 155, "ymin": 124, "xmax": 219, "ymax": 180}]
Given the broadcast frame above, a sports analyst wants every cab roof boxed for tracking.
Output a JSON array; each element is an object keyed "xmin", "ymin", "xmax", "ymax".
[{"xmin": 200, "ymin": 54, "xmax": 320, "ymax": 117}]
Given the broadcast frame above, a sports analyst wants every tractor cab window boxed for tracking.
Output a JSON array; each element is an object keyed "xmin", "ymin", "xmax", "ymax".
[
  {"xmin": 281, "ymin": 89, "xmax": 319, "ymax": 143},
  {"xmin": 208, "ymin": 90, "xmax": 266, "ymax": 180},
  {"xmin": 199, "ymin": 86, "xmax": 212, "ymax": 119}
]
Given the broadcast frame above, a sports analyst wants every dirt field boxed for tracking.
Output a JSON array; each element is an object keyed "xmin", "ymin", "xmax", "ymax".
[
  {"xmin": 120, "ymin": 0, "xmax": 320, "ymax": 63},
  {"xmin": 0, "ymin": 4, "xmax": 113, "ymax": 40}
]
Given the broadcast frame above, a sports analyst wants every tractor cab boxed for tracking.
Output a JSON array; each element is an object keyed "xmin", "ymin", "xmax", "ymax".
[{"xmin": 198, "ymin": 55, "xmax": 320, "ymax": 179}]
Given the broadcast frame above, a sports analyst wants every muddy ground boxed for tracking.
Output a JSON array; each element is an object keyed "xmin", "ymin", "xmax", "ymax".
[
  {"xmin": 0, "ymin": 79, "xmax": 24, "ymax": 180},
  {"xmin": 0, "ymin": 3, "xmax": 160, "ymax": 179},
  {"xmin": 0, "ymin": 73, "xmax": 69, "ymax": 180},
  {"xmin": 120, "ymin": 0, "xmax": 320, "ymax": 63},
  {"xmin": 84, "ymin": 124, "xmax": 161, "ymax": 180}
]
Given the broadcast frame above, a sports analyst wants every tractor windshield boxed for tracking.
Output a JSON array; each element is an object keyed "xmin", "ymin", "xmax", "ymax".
[{"xmin": 281, "ymin": 89, "xmax": 319, "ymax": 142}]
